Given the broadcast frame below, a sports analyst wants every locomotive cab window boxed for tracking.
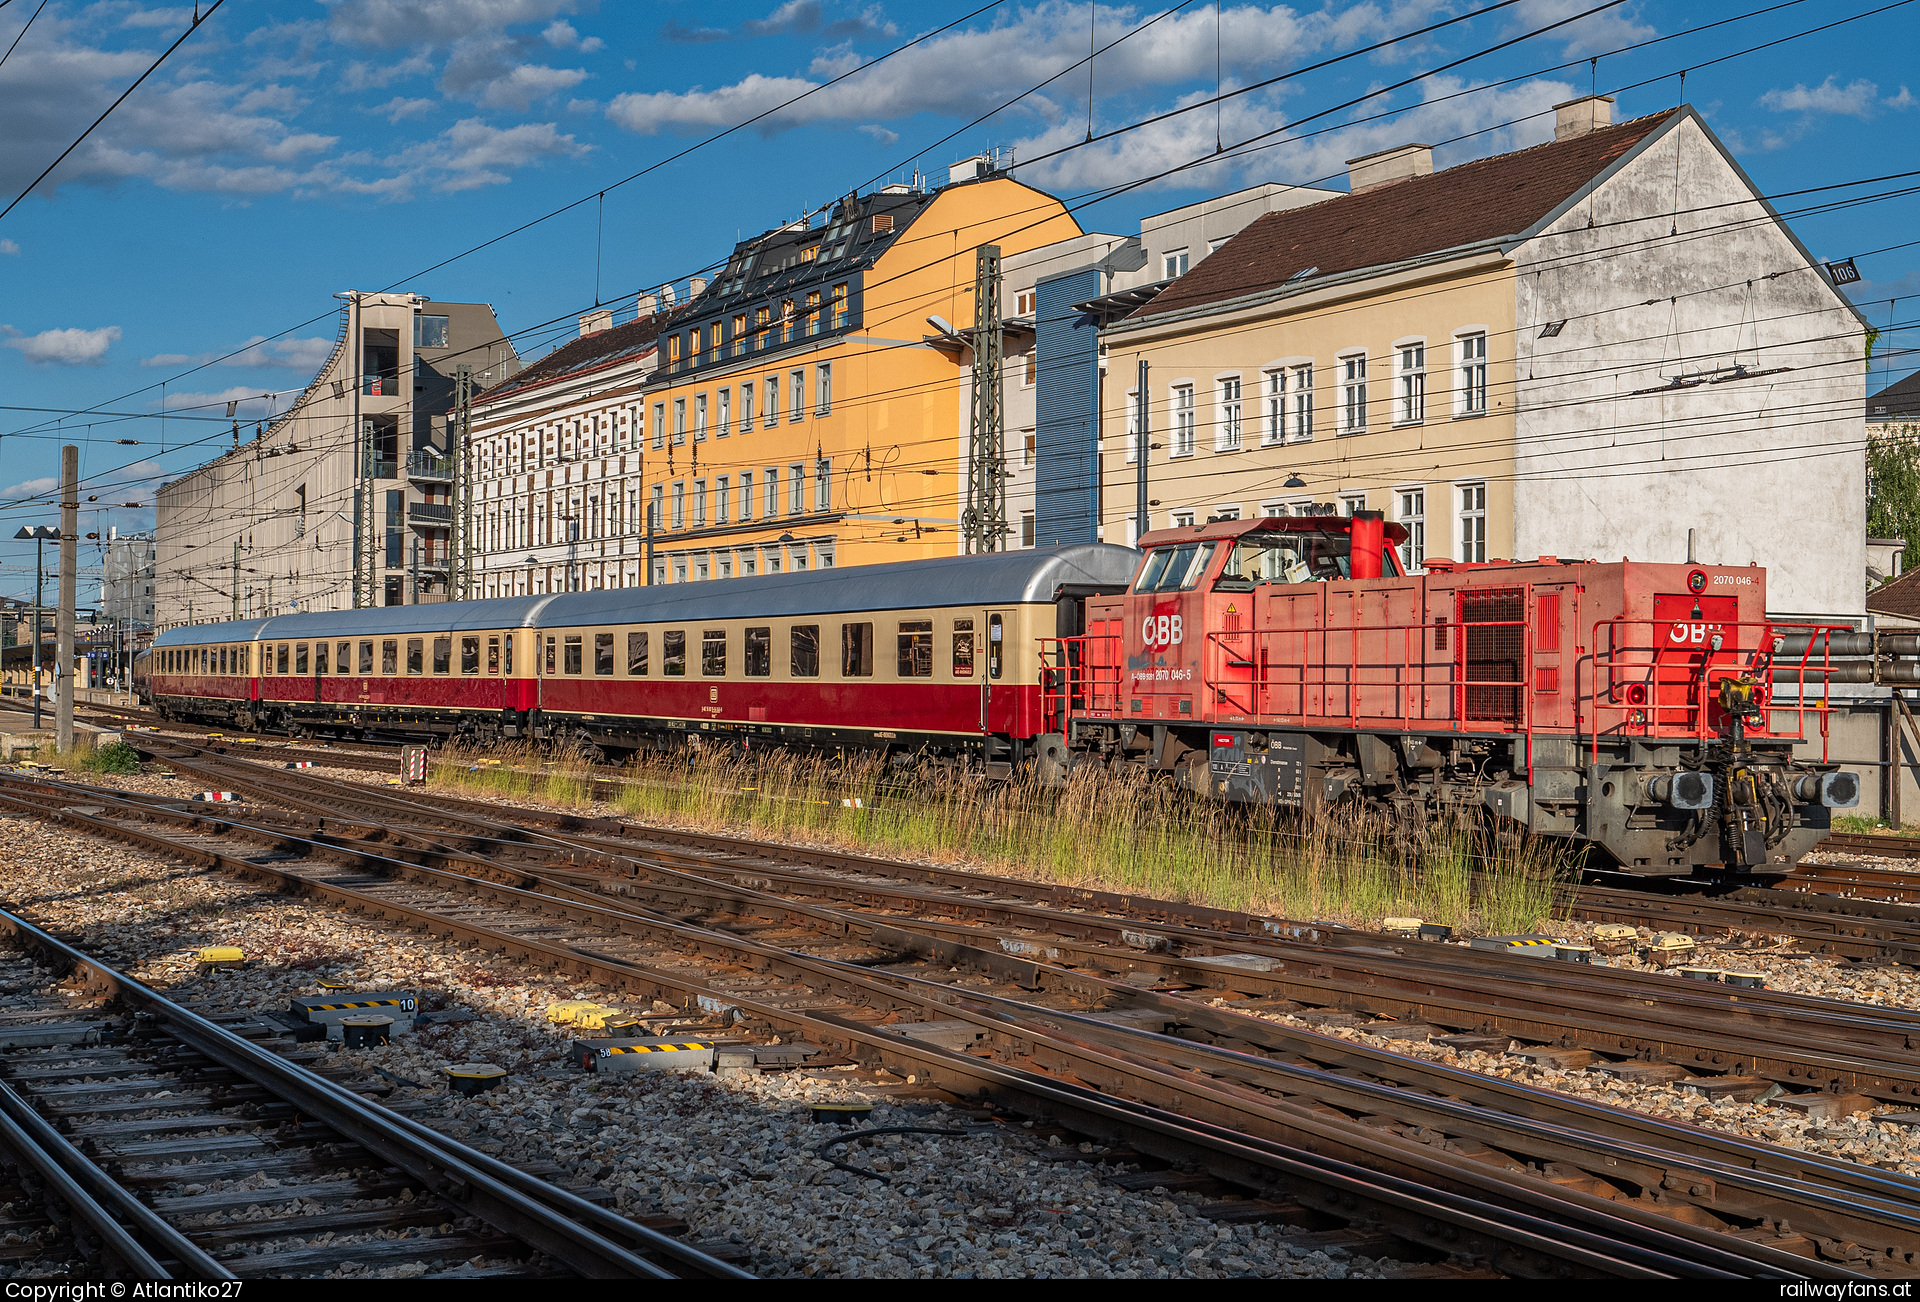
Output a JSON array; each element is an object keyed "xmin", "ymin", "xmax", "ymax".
[
  {"xmin": 627, "ymin": 631, "xmax": 648, "ymax": 676},
  {"xmin": 406, "ymin": 639, "xmax": 424, "ymax": 675},
  {"xmin": 953, "ymin": 619, "xmax": 975, "ymax": 677},
  {"xmin": 1133, "ymin": 542, "xmax": 1217, "ymax": 593},
  {"xmin": 663, "ymin": 631, "xmax": 687, "ymax": 677},
  {"xmin": 791, "ymin": 625, "xmax": 819, "ymax": 677},
  {"xmin": 594, "ymin": 633, "xmax": 614, "ymax": 676},
  {"xmin": 462, "ymin": 637, "xmax": 480, "ymax": 675},
  {"xmin": 433, "ymin": 637, "xmax": 452, "ymax": 674},
  {"xmin": 564, "ymin": 635, "xmax": 583, "ymax": 675},
  {"xmin": 745, "ymin": 627, "xmax": 770, "ymax": 677},
  {"xmin": 841, "ymin": 622, "xmax": 873, "ymax": 677},
  {"xmin": 898, "ymin": 621, "xmax": 933, "ymax": 677},
  {"xmin": 702, "ymin": 630, "xmax": 727, "ymax": 676}
]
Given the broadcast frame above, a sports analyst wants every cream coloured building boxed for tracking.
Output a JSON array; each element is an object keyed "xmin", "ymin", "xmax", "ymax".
[{"xmin": 1097, "ymin": 97, "xmax": 1869, "ymax": 621}]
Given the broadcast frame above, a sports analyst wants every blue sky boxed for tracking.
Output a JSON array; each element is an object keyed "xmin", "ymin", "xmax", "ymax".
[{"xmin": 0, "ymin": 0, "xmax": 1915, "ymax": 602}]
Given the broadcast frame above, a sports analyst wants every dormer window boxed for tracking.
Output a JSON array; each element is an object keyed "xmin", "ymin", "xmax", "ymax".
[{"xmin": 871, "ymin": 214, "xmax": 894, "ymax": 234}]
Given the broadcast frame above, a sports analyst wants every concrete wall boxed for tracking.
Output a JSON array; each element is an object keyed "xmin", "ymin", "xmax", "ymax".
[{"xmin": 1514, "ymin": 110, "xmax": 1868, "ymax": 622}]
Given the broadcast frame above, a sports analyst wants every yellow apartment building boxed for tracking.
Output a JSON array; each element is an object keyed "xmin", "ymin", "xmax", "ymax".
[{"xmin": 638, "ymin": 165, "xmax": 1082, "ymax": 582}]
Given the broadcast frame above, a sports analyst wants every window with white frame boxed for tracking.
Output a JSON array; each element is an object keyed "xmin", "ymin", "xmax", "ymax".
[
  {"xmin": 1126, "ymin": 388, "xmax": 1142, "ymax": 463},
  {"xmin": 789, "ymin": 370, "xmax": 805, "ymax": 421},
  {"xmin": 1289, "ymin": 364, "xmax": 1314, "ymax": 441},
  {"xmin": 1163, "ymin": 248, "xmax": 1190, "ymax": 278},
  {"xmin": 1396, "ymin": 342, "xmax": 1425, "ymax": 424},
  {"xmin": 695, "ymin": 393, "xmax": 708, "ymax": 441},
  {"xmin": 1171, "ymin": 385, "xmax": 1196, "ymax": 457},
  {"xmin": 1262, "ymin": 371, "xmax": 1283, "ymax": 446},
  {"xmin": 1259, "ymin": 499, "xmax": 1288, "ymax": 519},
  {"xmin": 765, "ymin": 466, "xmax": 779, "ymax": 517},
  {"xmin": 671, "ymin": 481, "xmax": 685, "ymax": 529},
  {"xmin": 1396, "ymin": 486, "xmax": 1425, "ymax": 571},
  {"xmin": 764, "ymin": 375, "xmax": 779, "ymax": 426},
  {"xmin": 1015, "ymin": 289, "xmax": 1035, "ymax": 316},
  {"xmin": 1020, "ymin": 511, "xmax": 1036, "ymax": 547},
  {"xmin": 649, "ymin": 484, "xmax": 663, "ymax": 532},
  {"xmin": 715, "ymin": 475, "xmax": 730, "ymax": 524},
  {"xmin": 1207, "ymin": 236, "xmax": 1230, "ymax": 253},
  {"xmin": 816, "ymin": 363, "xmax": 831, "ymax": 416},
  {"xmin": 740, "ymin": 383, "xmax": 754, "ymax": 433},
  {"xmin": 673, "ymin": 555, "xmax": 687, "ymax": 583},
  {"xmin": 692, "ymin": 479, "xmax": 707, "ymax": 527},
  {"xmin": 814, "ymin": 458, "xmax": 831, "ymax": 512},
  {"xmin": 1340, "ymin": 354, "xmax": 1367, "ymax": 433},
  {"xmin": 1458, "ymin": 332, "xmax": 1488, "ymax": 414},
  {"xmin": 739, "ymin": 471, "xmax": 754, "ymax": 521},
  {"xmin": 717, "ymin": 388, "xmax": 730, "ymax": 437},
  {"xmin": 672, "ymin": 398, "xmax": 686, "ymax": 445},
  {"xmin": 1171, "ymin": 508, "xmax": 1197, "ymax": 528},
  {"xmin": 1214, "ymin": 504, "xmax": 1241, "ymax": 521},
  {"xmin": 1216, "ymin": 376, "xmax": 1243, "ymax": 452},
  {"xmin": 788, "ymin": 463, "xmax": 804, "ymax": 515},
  {"xmin": 1339, "ymin": 493, "xmax": 1366, "ymax": 516},
  {"xmin": 1458, "ymin": 481, "xmax": 1486, "ymax": 562}
]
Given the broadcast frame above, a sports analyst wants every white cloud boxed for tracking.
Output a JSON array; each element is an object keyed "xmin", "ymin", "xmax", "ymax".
[
  {"xmin": 325, "ymin": 0, "xmax": 585, "ymax": 49},
  {"xmin": 440, "ymin": 33, "xmax": 587, "ymax": 110},
  {"xmin": 1, "ymin": 325, "xmax": 122, "ymax": 366},
  {"xmin": 607, "ymin": 3, "xmax": 1380, "ymax": 137},
  {"xmin": 1760, "ymin": 76, "xmax": 1910, "ymax": 119},
  {"xmin": 141, "ymin": 336, "xmax": 338, "ymax": 371},
  {"xmin": 356, "ymin": 117, "xmax": 589, "ymax": 195},
  {"xmin": 858, "ymin": 123, "xmax": 898, "ymax": 145},
  {"xmin": 368, "ymin": 95, "xmax": 438, "ymax": 121},
  {"xmin": 0, "ymin": 475, "xmax": 58, "ymax": 499},
  {"xmin": 160, "ymin": 386, "xmax": 283, "ymax": 417},
  {"xmin": 340, "ymin": 54, "xmax": 436, "ymax": 91},
  {"xmin": 1504, "ymin": 0, "xmax": 1654, "ymax": 59},
  {"xmin": 0, "ymin": 239, "xmax": 17, "ymax": 256}
]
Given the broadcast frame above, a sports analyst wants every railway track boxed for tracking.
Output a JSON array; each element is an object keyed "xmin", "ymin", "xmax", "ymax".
[
  {"xmin": 7, "ymin": 759, "xmax": 1919, "ymax": 1273},
  {"xmin": 0, "ymin": 911, "xmax": 748, "ymax": 1280}
]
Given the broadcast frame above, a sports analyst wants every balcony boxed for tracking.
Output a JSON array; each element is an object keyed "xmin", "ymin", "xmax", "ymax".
[
  {"xmin": 407, "ymin": 449, "xmax": 454, "ymax": 482},
  {"xmin": 409, "ymin": 501, "xmax": 453, "ymax": 525}
]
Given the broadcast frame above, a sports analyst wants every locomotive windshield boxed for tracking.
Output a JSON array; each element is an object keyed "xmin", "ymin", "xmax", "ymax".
[
  {"xmin": 1133, "ymin": 542, "xmax": 1218, "ymax": 593},
  {"xmin": 1215, "ymin": 530, "xmax": 1402, "ymax": 588}
]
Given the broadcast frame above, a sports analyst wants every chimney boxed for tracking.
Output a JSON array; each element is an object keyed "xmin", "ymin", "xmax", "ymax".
[
  {"xmin": 636, "ymin": 293, "xmax": 658, "ymax": 319},
  {"xmin": 1345, "ymin": 143, "xmax": 1433, "ymax": 196},
  {"xmin": 577, "ymin": 309, "xmax": 612, "ymax": 337},
  {"xmin": 689, "ymin": 276, "xmax": 707, "ymax": 298},
  {"xmin": 1554, "ymin": 94, "xmax": 1614, "ymax": 141}
]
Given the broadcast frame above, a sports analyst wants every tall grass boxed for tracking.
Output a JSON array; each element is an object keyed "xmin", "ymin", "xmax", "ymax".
[
  {"xmin": 428, "ymin": 742, "xmax": 1567, "ymax": 935},
  {"xmin": 45, "ymin": 738, "xmax": 142, "ymax": 774}
]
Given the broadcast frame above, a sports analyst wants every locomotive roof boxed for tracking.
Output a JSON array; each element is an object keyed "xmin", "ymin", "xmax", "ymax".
[
  {"xmin": 1136, "ymin": 516, "xmax": 1407, "ymax": 548},
  {"xmin": 153, "ymin": 544, "xmax": 1139, "ymax": 644}
]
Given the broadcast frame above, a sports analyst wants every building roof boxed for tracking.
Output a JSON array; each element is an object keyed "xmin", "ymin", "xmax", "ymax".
[
  {"xmin": 1868, "ymin": 567, "xmax": 1920, "ymax": 621},
  {"xmin": 1128, "ymin": 109, "xmax": 1677, "ymax": 323},
  {"xmin": 1868, "ymin": 370, "xmax": 1920, "ymax": 423},
  {"xmin": 475, "ymin": 309, "xmax": 671, "ymax": 406}
]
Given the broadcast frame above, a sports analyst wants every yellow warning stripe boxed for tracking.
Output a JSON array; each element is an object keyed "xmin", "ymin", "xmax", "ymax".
[
  {"xmin": 600, "ymin": 1042, "xmax": 713, "ymax": 1055},
  {"xmin": 1498, "ymin": 939, "xmax": 1561, "ymax": 948},
  {"xmin": 307, "ymin": 999, "xmax": 406, "ymax": 1010}
]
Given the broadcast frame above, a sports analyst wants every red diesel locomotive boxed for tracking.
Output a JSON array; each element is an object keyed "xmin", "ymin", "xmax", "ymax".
[{"xmin": 1049, "ymin": 514, "xmax": 1858, "ymax": 873}]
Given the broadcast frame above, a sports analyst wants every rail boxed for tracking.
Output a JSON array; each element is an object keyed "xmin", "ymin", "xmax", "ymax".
[{"xmin": 1588, "ymin": 618, "xmax": 1848, "ymax": 763}]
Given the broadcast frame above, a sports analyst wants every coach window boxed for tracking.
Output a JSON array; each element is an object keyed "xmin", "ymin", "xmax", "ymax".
[
  {"xmin": 216, "ymin": 647, "xmax": 226, "ymax": 675},
  {"xmin": 360, "ymin": 641, "xmax": 375, "ymax": 674},
  {"xmin": 594, "ymin": 633, "xmax": 615, "ymax": 676},
  {"xmin": 488, "ymin": 636, "xmax": 501, "ymax": 674},
  {"xmin": 953, "ymin": 619, "xmax": 975, "ymax": 677},
  {"xmin": 462, "ymin": 637, "xmax": 480, "ymax": 674},
  {"xmin": 627, "ymin": 631, "xmax": 649, "ymax": 676},
  {"xmin": 277, "ymin": 644, "xmax": 290, "ymax": 675},
  {"xmin": 791, "ymin": 624, "xmax": 819, "ymax": 677},
  {"xmin": 663, "ymin": 630, "xmax": 687, "ymax": 677},
  {"xmin": 544, "ymin": 636, "xmax": 556, "ymax": 675},
  {"xmin": 315, "ymin": 643, "xmax": 329, "ymax": 675},
  {"xmin": 564, "ymin": 635, "xmax": 583, "ymax": 675},
  {"xmin": 407, "ymin": 639, "xmax": 424, "ymax": 675},
  {"xmin": 745, "ymin": 627, "xmax": 770, "ymax": 677},
  {"xmin": 504, "ymin": 635, "xmax": 514, "ymax": 675},
  {"xmin": 841, "ymin": 622, "xmax": 873, "ymax": 677},
  {"xmin": 295, "ymin": 644, "xmax": 309, "ymax": 675},
  {"xmin": 988, "ymin": 614, "xmax": 1004, "ymax": 680},
  {"xmin": 702, "ymin": 629, "xmax": 727, "ymax": 676},
  {"xmin": 898, "ymin": 621, "xmax": 933, "ymax": 677},
  {"xmin": 382, "ymin": 640, "xmax": 398, "ymax": 675},
  {"xmin": 433, "ymin": 637, "xmax": 451, "ymax": 674}
]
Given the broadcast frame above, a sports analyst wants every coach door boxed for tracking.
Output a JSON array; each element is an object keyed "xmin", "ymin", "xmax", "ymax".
[{"xmin": 982, "ymin": 610, "xmax": 1011, "ymax": 733}]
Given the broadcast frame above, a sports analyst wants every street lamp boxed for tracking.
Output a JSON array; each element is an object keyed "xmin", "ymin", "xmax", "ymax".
[{"xmin": 12, "ymin": 525, "xmax": 59, "ymax": 728}]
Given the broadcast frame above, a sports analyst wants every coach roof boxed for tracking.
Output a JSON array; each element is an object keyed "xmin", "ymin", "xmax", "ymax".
[{"xmin": 153, "ymin": 546, "xmax": 1139, "ymax": 644}]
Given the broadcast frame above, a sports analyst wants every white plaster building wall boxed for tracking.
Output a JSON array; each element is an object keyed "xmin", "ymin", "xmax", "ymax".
[
  {"xmin": 1513, "ymin": 111, "xmax": 1868, "ymax": 620},
  {"xmin": 1117, "ymin": 182, "xmax": 1341, "ymax": 294},
  {"xmin": 470, "ymin": 334, "xmax": 653, "ymax": 598}
]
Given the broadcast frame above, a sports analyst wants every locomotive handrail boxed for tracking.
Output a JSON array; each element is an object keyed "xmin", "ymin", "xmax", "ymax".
[{"xmin": 1587, "ymin": 618, "xmax": 1850, "ymax": 764}]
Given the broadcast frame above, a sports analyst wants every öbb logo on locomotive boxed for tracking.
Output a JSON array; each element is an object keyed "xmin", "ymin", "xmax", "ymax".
[{"xmin": 143, "ymin": 512, "xmax": 1859, "ymax": 877}]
